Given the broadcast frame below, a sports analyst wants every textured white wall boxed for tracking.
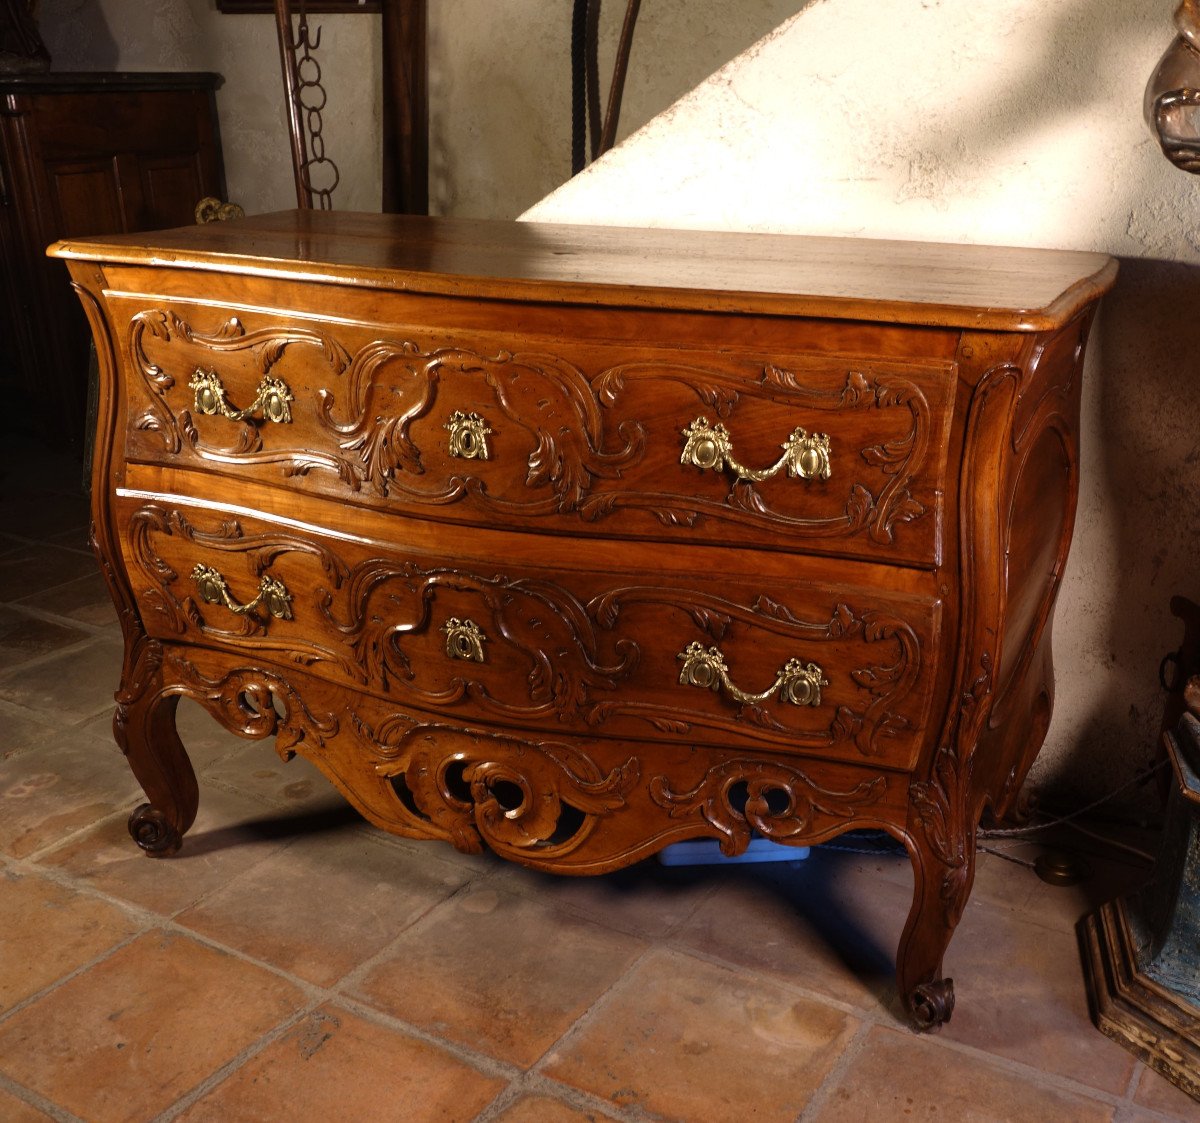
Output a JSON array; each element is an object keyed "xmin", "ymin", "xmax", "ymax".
[
  {"xmin": 427, "ymin": 0, "xmax": 808, "ymax": 216},
  {"xmin": 527, "ymin": 0, "xmax": 1200, "ymax": 809}
]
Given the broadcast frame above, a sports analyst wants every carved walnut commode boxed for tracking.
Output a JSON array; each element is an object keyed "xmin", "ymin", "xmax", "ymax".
[{"xmin": 50, "ymin": 211, "xmax": 1116, "ymax": 1030}]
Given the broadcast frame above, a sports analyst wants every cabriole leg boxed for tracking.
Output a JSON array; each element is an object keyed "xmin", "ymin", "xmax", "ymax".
[
  {"xmin": 113, "ymin": 639, "xmax": 197, "ymax": 857},
  {"xmin": 897, "ymin": 822, "xmax": 977, "ymax": 1031}
]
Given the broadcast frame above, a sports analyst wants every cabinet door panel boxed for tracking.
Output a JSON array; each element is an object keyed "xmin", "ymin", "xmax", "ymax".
[{"xmin": 47, "ymin": 159, "xmax": 126, "ymax": 237}]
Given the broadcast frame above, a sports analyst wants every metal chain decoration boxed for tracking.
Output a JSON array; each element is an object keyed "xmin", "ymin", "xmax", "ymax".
[{"xmin": 274, "ymin": 0, "xmax": 341, "ymax": 209}]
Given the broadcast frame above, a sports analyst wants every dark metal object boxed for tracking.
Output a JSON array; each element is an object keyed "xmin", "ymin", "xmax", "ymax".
[
  {"xmin": 273, "ymin": 0, "xmax": 428, "ymax": 214},
  {"xmin": 570, "ymin": 0, "xmax": 643, "ymax": 175},
  {"xmin": 274, "ymin": 0, "xmax": 339, "ymax": 209},
  {"xmin": 1034, "ymin": 849, "xmax": 1090, "ymax": 886}
]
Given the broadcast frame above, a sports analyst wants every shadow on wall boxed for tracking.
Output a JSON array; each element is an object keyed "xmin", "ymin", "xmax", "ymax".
[
  {"xmin": 34, "ymin": 0, "xmax": 119, "ymax": 70},
  {"xmin": 427, "ymin": 0, "xmax": 813, "ymax": 219},
  {"xmin": 1047, "ymin": 257, "xmax": 1200, "ymax": 809}
]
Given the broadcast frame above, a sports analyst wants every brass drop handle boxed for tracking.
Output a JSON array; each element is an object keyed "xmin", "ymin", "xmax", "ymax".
[
  {"xmin": 443, "ymin": 617, "xmax": 487, "ymax": 662},
  {"xmin": 681, "ymin": 417, "xmax": 831, "ymax": 482},
  {"xmin": 446, "ymin": 411, "xmax": 492, "ymax": 460},
  {"xmin": 192, "ymin": 564, "xmax": 293, "ymax": 621},
  {"xmin": 189, "ymin": 368, "xmax": 294, "ymax": 424},
  {"xmin": 677, "ymin": 641, "xmax": 828, "ymax": 707}
]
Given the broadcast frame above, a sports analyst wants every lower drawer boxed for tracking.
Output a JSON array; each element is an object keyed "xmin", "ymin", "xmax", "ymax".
[{"xmin": 115, "ymin": 492, "xmax": 945, "ymax": 770}]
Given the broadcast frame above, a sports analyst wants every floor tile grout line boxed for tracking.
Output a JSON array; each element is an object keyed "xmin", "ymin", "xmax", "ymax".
[
  {"xmin": 21, "ymin": 803, "xmax": 144, "ymax": 869},
  {"xmin": 654, "ymin": 935, "xmax": 1138, "ymax": 1112},
  {"xmin": 1, "ymin": 600, "xmax": 117, "ymax": 637},
  {"xmin": 148, "ymin": 1000, "xmax": 328, "ymax": 1123},
  {"xmin": 7, "ymin": 831, "xmax": 1169, "ymax": 1123},
  {"xmin": 0, "ymin": 924, "xmax": 155, "ymax": 1031},
  {"xmin": 794, "ymin": 1019, "xmax": 874, "ymax": 1123},
  {"xmin": 522, "ymin": 942, "xmax": 659, "ymax": 1079},
  {"xmin": 12, "ymin": 816, "xmax": 681, "ymax": 1122},
  {"xmin": 3, "ymin": 735, "xmax": 1177, "ymax": 1123},
  {"xmin": 0, "ymin": 1070, "xmax": 89, "ymax": 1123},
  {"xmin": 470, "ymin": 1069, "xmax": 668, "ymax": 1123},
  {"xmin": 328, "ymin": 994, "xmax": 529, "ymax": 1084},
  {"xmin": 0, "ymin": 633, "xmax": 108, "ymax": 683}
]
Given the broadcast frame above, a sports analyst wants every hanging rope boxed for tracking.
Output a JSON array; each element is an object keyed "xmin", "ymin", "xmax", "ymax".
[
  {"xmin": 571, "ymin": 0, "xmax": 589, "ymax": 175},
  {"xmin": 571, "ymin": 0, "xmax": 643, "ymax": 174}
]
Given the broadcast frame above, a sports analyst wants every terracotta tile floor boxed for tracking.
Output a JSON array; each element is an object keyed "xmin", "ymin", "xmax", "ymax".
[{"xmin": 1, "ymin": 435, "xmax": 1196, "ymax": 1123}]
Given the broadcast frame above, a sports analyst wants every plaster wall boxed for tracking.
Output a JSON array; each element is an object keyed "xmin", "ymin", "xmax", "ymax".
[
  {"xmin": 35, "ymin": 0, "xmax": 805, "ymax": 218},
  {"xmin": 527, "ymin": 0, "xmax": 1200, "ymax": 809},
  {"xmin": 36, "ymin": 0, "xmax": 382, "ymax": 214}
]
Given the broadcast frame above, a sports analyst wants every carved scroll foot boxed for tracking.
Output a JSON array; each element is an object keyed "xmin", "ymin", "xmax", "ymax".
[
  {"xmin": 897, "ymin": 794, "xmax": 977, "ymax": 1031},
  {"xmin": 127, "ymin": 803, "xmax": 184, "ymax": 857},
  {"xmin": 114, "ymin": 638, "xmax": 198, "ymax": 857},
  {"xmin": 908, "ymin": 978, "xmax": 956, "ymax": 1031}
]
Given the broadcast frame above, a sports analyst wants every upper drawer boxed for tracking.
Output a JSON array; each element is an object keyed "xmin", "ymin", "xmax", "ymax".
[{"xmin": 115, "ymin": 297, "xmax": 957, "ymax": 567}]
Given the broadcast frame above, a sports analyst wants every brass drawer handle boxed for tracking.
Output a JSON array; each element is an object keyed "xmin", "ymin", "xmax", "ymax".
[
  {"xmin": 446, "ymin": 411, "xmax": 492, "ymax": 459},
  {"xmin": 443, "ymin": 617, "xmax": 487, "ymax": 662},
  {"xmin": 677, "ymin": 641, "xmax": 828, "ymax": 707},
  {"xmin": 681, "ymin": 416, "xmax": 831, "ymax": 482},
  {"xmin": 192, "ymin": 564, "xmax": 294, "ymax": 621},
  {"xmin": 189, "ymin": 368, "xmax": 294, "ymax": 424}
]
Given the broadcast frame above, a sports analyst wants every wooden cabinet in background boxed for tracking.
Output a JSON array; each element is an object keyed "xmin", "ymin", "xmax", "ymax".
[{"xmin": 0, "ymin": 72, "xmax": 226, "ymax": 444}]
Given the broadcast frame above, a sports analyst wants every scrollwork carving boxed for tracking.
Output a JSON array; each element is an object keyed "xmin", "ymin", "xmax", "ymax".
[
  {"xmin": 321, "ymin": 558, "xmax": 638, "ymax": 718},
  {"xmin": 587, "ymin": 587, "xmax": 925, "ymax": 757},
  {"xmin": 168, "ymin": 654, "xmax": 339, "ymax": 757},
  {"xmin": 590, "ymin": 362, "xmax": 935, "ymax": 546},
  {"xmin": 650, "ymin": 759, "xmax": 886, "ymax": 856},
  {"xmin": 129, "ymin": 312, "xmax": 937, "ymax": 555},
  {"xmin": 127, "ymin": 504, "xmax": 353, "ymax": 674},
  {"xmin": 355, "ymin": 712, "xmax": 640, "ymax": 861},
  {"xmin": 909, "ymin": 654, "xmax": 993, "ymax": 928},
  {"xmin": 129, "ymin": 309, "xmax": 349, "ymax": 456},
  {"xmin": 127, "ymin": 804, "xmax": 183, "ymax": 857}
]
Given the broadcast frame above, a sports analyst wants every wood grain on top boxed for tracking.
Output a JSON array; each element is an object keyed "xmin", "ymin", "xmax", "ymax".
[{"xmin": 49, "ymin": 209, "xmax": 1117, "ymax": 331}]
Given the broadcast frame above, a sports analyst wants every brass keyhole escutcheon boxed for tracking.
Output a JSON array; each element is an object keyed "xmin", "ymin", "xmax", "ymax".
[
  {"xmin": 446, "ymin": 411, "xmax": 493, "ymax": 460},
  {"xmin": 442, "ymin": 617, "xmax": 487, "ymax": 662}
]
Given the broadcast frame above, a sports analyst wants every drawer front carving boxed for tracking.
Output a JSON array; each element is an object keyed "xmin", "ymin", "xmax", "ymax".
[
  {"xmin": 164, "ymin": 646, "xmax": 909, "ymax": 872},
  {"xmin": 118, "ymin": 301, "xmax": 956, "ymax": 566},
  {"xmin": 119, "ymin": 499, "xmax": 944, "ymax": 769}
]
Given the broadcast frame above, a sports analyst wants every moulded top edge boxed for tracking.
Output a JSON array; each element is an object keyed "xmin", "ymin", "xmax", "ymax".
[{"xmin": 49, "ymin": 209, "xmax": 1120, "ymax": 333}]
